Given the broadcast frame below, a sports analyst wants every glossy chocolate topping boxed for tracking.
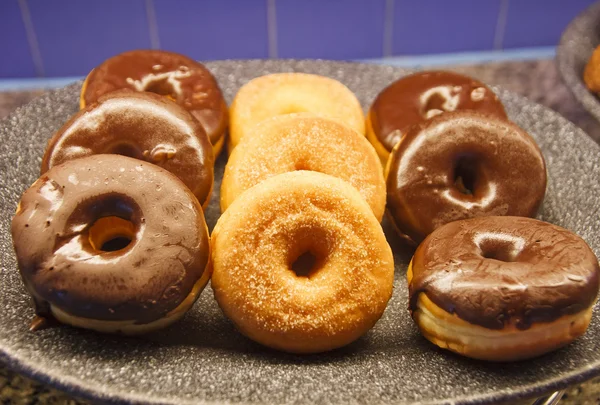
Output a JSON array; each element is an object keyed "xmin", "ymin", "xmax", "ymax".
[
  {"xmin": 12, "ymin": 155, "xmax": 210, "ymax": 322},
  {"xmin": 42, "ymin": 90, "xmax": 214, "ymax": 206},
  {"xmin": 410, "ymin": 216, "xmax": 600, "ymax": 330},
  {"xmin": 82, "ymin": 50, "xmax": 228, "ymax": 145},
  {"xmin": 386, "ymin": 111, "xmax": 547, "ymax": 244},
  {"xmin": 370, "ymin": 71, "xmax": 507, "ymax": 152}
]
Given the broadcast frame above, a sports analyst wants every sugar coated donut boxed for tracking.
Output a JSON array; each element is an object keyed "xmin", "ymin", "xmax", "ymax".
[
  {"xmin": 211, "ymin": 171, "xmax": 394, "ymax": 353},
  {"xmin": 368, "ymin": 71, "xmax": 507, "ymax": 163},
  {"xmin": 11, "ymin": 155, "xmax": 211, "ymax": 334},
  {"xmin": 42, "ymin": 90, "xmax": 214, "ymax": 208},
  {"xmin": 408, "ymin": 216, "xmax": 600, "ymax": 361},
  {"xmin": 221, "ymin": 113, "xmax": 385, "ymax": 220},
  {"xmin": 386, "ymin": 111, "xmax": 546, "ymax": 244},
  {"xmin": 229, "ymin": 73, "xmax": 364, "ymax": 152},
  {"xmin": 80, "ymin": 49, "xmax": 228, "ymax": 156}
]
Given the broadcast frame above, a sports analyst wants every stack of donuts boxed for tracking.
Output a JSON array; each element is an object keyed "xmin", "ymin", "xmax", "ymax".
[{"xmin": 10, "ymin": 50, "xmax": 600, "ymax": 362}]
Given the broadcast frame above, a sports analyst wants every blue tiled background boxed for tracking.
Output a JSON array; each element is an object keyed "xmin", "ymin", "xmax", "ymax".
[{"xmin": 1, "ymin": 0, "xmax": 596, "ymax": 78}]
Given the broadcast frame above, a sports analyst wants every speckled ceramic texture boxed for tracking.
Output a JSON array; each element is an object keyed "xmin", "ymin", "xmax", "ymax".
[
  {"xmin": 557, "ymin": 1, "xmax": 600, "ymax": 122},
  {"xmin": 1, "ymin": 60, "xmax": 600, "ymax": 405}
]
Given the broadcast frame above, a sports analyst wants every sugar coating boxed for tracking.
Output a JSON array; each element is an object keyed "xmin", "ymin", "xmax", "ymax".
[
  {"xmin": 212, "ymin": 171, "xmax": 394, "ymax": 353},
  {"xmin": 229, "ymin": 73, "xmax": 365, "ymax": 148},
  {"xmin": 221, "ymin": 113, "xmax": 385, "ymax": 220}
]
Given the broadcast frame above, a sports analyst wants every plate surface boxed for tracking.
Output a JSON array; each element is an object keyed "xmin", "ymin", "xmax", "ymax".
[
  {"xmin": 1, "ymin": 60, "xmax": 600, "ymax": 405},
  {"xmin": 557, "ymin": 1, "xmax": 600, "ymax": 121}
]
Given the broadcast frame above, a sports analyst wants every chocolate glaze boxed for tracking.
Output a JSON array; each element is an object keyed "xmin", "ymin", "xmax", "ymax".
[
  {"xmin": 386, "ymin": 111, "xmax": 547, "ymax": 244},
  {"xmin": 42, "ymin": 90, "xmax": 214, "ymax": 206},
  {"xmin": 370, "ymin": 71, "xmax": 507, "ymax": 152},
  {"xmin": 409, "ymin": 216, "xmax": 600, "ymax": 330},
  {"xmin": 82, "ymin": 49, "xmax": 228, "ymax": 146},
  {"xmin": 12, "ymin": 155, "xmax": 210, "ymax": 323}
]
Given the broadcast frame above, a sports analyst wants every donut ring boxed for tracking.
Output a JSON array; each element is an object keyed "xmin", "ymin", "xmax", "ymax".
[
  {"xmin": 42, "ymin": 90, "xmax": 214, "ymax": 208},
  {"xmin": 386, "ymin": 111, "xmax": 547, "ymax": 244},
  {"xmin": 80, "ymin": 49, "xmax": 228, "ymax": 157},
  {"xmin": 229, "ymin": 73, "xmax": 364, "ymax": 152},
  {"xmin": 367, "ymin": 71, "xmax": 507, "ymax": 164},
  {"xmin": 221, "ymin": 113, "xmax": 385, "ymax": 220},
  {"xmin": 211, "ymin": 171, "xmax": 394, "ymax": 353},
  {"xmin": 408, "ymin": 216, "xmax": 600, "ymax": 361},
  {"xmin": 11, "ymin": 155, "xmax": 211, "ymax": 334}
]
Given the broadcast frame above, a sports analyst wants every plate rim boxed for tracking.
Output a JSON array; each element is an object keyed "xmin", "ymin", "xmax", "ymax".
[
  {"xmin": 557, "ymin": 0, "xmax": 600, "ymax": 122},
  {"xmin": 1, "ymin": 60, "xmax": 600, "ymax": 405}
]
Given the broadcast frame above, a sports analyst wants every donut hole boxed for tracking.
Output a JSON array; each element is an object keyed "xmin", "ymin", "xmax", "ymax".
[
  {"xmin": 453, "ymin": 156, "xmax": 479, "ymax": 195},
  {"xmin": 88, "ymin": 216, "xmax": 135, "ymax": 252},
  {"xmin": 144, "ymin": 77, "xmax": 177, "ymax": 100},
  {"xmin": 477, "ymin": 234, "xmax": 526, "ymax": 262},
  {"xmin": 109, "ymin": 142, "xmax": 143, "ymax": 159},
  {"xmin": 286, "ymin": 227, "xmax": 331, "ymax": 279}
]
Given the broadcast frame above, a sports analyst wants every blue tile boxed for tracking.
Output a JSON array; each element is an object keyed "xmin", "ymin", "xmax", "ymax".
[
  {"xmin": 28, "ymin": 0, "xmax": 151, "ymax": 77},
  {"xmin": 503, "ymin": 0, "xmax": 596, "ymax": 48},
  {"xmin": 393, "ymin": 0, "xmax": 501, "ymax": 55},
  {"xmin": 0, "ymin": 0, "xmax": 36, "ymax": 77},
  {"xmin": 276, "ymin": 0, "xmax": 385, "ymax": 60},
  {"xmin": 154, "ymin": 0, "xmax": 268, "ymax": 60}
]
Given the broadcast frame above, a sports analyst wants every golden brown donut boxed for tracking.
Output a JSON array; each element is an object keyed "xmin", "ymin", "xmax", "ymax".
[
  {"xmin": 584, "ymin": 45, "xmax": 600, "ymax": 93},
  {"xmin": 221, "ymin": 113, "xmax": 385, "ymax": 220},
  {"xmin": 368, "ymin": 71, "xmax": 507, "ymax": 163},
  {"xmin": 80, "ymin": 49, "xmax": 228, "ymax": 157},
  {"xmin": 229, "ymin": 73, "xmax": 364, "ymax": 152},
  {"xmin": 42, "ymin": 90, "xmax": 214, "ymax": 208},
  {"xmin": 386, "ymin": 111, "xmax": 547, "ymax": 245},
  {"xmin": 211, "ymin": 171, "xmax": 394, "ymax": 353},
  {"xmin": 11, "ymin": 155, "xmax": 211, "ymax": 334},
  {"xmin": 408, "ymin": 216, "xmax": 600, "ymax": 361}
]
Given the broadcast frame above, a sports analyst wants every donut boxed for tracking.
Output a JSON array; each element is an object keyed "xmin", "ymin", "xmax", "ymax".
[
  {"xmin": 408, "ymin": 216, "xmax": 600, "ymax": 361},
  {"xmin": 584, "ymin": 45, "xmax": 600, "ymax": 93},
  {"xmin": 80, "ymin": 49, "xmax": 228, "ymax": 157},
  {"xmin": 221, "ymin": 113, "xmax": 385, "ymax": 220},
  {"xmin": 11, "ymin": 155, "xmax": 211, "ymax": 334},
  {"xmin": 229, "ymin": 73, "xmax": 364, "ymax": 152},
  {"xmin": 211, "ymin": 171, "xmax": 394, "ymax": 353},
  {"xmin": 42, "ymin": 90, "xmax": 214, "ymax": 208},
  {"xmin": 386, "ymin": 111, "xmax": 546, "ymax": 245},
  {"xmin": 367, "ymin": 71, "xmax": 507, "ymax": 163}
]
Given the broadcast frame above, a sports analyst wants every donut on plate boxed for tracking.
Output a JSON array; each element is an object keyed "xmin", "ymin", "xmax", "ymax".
[
  {"xmin": 80, "ymin": 49, "xmax": 228, "ymax": 157},
  {"xmin": 211, "ymin": 171, "xmax": 394, "ymax": 353},
  {"xmin": 12, "ymin": 155, "xmax": 211, "ymax": 334},
  {"xmin": 367, "ymin": 71, "xmax": 507, "ymax": 163},
  {"xmin": 229, "ymin": 72, "xmax": 364, "ymax": 152},
  {"xmin": 221, "ymin": 113, "xmax": 385, "ymax": 221},
  {"xmin": 386, "ymin": 111, "xmax": 546, "ymax": 245},
  {"xmin": 408, "ymin": 216, "xmax": 600, "ymax": 361},
  {"xmin": 42, "ymin": 90, "xmax": 214, "ymax": 208}
]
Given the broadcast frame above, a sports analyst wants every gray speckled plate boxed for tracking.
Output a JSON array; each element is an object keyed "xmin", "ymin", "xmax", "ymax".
[
  {"xmin": 1, "ymin": 60, "xmax": 600, "ymax": 405},
  {"xmin": 557, "ymin": 1, "xmax": 600, "ymax": 121}
]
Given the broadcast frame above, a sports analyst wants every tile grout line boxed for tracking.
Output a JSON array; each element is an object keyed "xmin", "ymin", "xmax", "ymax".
[
  {"xmin": 267, "ymin": 0, "xmax": 278, "ymax": 59},
  {"xmin": 493, "ymin": 0, "xmax": 509, "ymax": 51},
  {"xmin": 18, "ymin": 0, "xmax": 44, "ymax": 77},
  {"xmin": 383, "ymin": 0, "xmax": 395, "ymax": 58},
  {"xmin": 145, "ymin": 0, "xmax": 161, "ymax": 50}
]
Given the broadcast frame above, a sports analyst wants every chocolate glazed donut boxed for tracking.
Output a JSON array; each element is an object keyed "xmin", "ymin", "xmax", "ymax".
[
  {"xmin": 367, "ymin": 71, "xmax": 507, "ymax": 162},
  {"xmin": 42, "ymin": 90, "xmax": 214, "ymax": 208},
  {"xmin": 81, "ymin": 49, "xmax": 228, "ymax": 156},
  {"xmin": 12, "ymin": 155, "xmax": 211, "ymax": 334},
  {"xmin": 386, "ymin": 111, "xmax": 547, "ymax": 244},
  {"xmin": 408, "ymin": 216, "xmax": 600, "ymax": 361}
]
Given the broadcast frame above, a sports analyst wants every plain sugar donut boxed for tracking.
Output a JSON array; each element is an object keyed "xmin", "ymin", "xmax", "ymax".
[
  {"xmin": 211, "ymin": 171, "xmax": 394, "ymax": 353},
  {"xmin": 229, "ymin": 73, "xmax": 364, "ymax": 152},
  {"xmin": 221, "ymin": 113, "xmax": 385, "ymax": 220},
  {"xmin": 11, "ymin": 155, "xmax": 211, "ymax": 334}
]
